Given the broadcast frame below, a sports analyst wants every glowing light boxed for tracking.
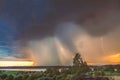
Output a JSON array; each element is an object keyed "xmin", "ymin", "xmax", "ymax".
[
  {"xmin": 105, "ymin": 53, "xmax": 120, "ymax": 64},
  {"xmin": 0, "ymin": 61, "xmax": 34, "ymax": 66},
  {"xmin": 87, "ymin": 62, "xmax": 94, "ymax": 65}
]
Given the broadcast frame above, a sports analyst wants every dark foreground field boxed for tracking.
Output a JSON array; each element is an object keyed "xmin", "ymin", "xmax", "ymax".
[{"xmin": 0, "ymin": 71, "xmax": 111, "ymax": 80}]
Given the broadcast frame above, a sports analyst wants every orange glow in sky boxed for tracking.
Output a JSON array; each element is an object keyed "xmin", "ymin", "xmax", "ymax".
[
  {"xmin": 105, "ymin": 53, "xmax": 120, "ymax": 64},
  {"xmin": 87, "ymin": 62, "xmax": 95, "ymax": 65},
  {"xmin": 0, "ymin": 61, "xmax": 34, "ymax": 66}
]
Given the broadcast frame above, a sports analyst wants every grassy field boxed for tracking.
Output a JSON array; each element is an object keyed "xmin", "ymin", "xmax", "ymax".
[{"xmin": 110, "ymin": 76, "xmax": 120, "ymax": 80}]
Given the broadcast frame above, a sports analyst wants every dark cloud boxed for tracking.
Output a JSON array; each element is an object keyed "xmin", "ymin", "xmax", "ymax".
[
  {"xmin": 18, "ymin": 0, "xmax": 120, "ymax": 42},
  {"xmin": 19, "ymin": 24, "xmax": 55, "ymax": 42},
  {"xmin": 1, "ymin": 0, "xmax": 120, "ymax": 41},
  {"xmin": 46, "ymin": 0, "xmax": 120, "ymax": 36},
  {"xmin": 0, "ymin": 0, "xmax": 119, "ymax": 45},
  {"xmin": 1, "ymin": 0, "xmax": 120, "ymax": 63}
]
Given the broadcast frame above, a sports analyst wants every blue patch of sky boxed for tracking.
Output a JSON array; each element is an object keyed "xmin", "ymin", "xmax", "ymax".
[
  {"xmin": 0, "ymin": 20, "xmax": 15, "ymax": 42},
  {"xmin": 0, "ymin": 20, "xmax": 15, "ymax": 55}
]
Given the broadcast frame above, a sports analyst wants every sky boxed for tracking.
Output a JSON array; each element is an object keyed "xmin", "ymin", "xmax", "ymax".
[{"xmin": 0, "ymin": 0, "xmax": 120, "ymax": 65}]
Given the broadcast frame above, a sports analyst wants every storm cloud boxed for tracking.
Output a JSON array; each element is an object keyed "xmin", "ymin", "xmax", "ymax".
[
  {"xmin": 0, "ymin": 0, "xmax": 120, "ymax": 65},
  {"xmin": 16, "ymin": 0, "xmax": 120, "ymax": 41}
]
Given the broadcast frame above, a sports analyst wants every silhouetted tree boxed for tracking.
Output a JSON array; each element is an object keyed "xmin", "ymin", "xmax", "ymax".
[{"xmin": 72, "ymin": 53, "xmax": 90, "ymax": 75}]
